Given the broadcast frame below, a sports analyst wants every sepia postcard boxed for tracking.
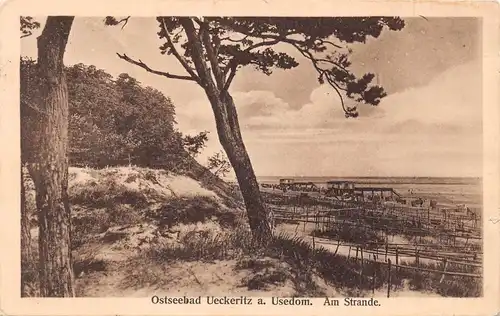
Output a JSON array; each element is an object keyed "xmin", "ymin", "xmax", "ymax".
[{"xmin": 0, "ymin": 0, "xmax": 499, "ymax": 315}]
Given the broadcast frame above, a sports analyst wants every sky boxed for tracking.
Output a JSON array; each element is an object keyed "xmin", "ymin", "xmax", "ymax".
[{"xmin": 21, "ymin": 17, "xmax": 483, "ymax": 178}]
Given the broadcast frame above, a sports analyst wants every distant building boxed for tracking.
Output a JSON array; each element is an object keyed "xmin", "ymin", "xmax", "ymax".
[
  {"xmin": 325, "ymin": 180, "xmax": 402, "ymax": 203},
  {"xmin": 325, "ymin": 181, "xmax": 356, "ymax": 200},
  {"xmin": 279, "ymin": 178, "xmax": 295, "ymax": 185},
  {"xmin": 326, "ymin": 180, "xmax": 355, "ymax": 190}
]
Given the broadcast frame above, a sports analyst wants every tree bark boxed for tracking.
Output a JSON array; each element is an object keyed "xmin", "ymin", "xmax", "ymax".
[
  {"xmin": 20, "ymin": 165, "xmax": 33, "ymax": 297},
  {"xmin": 211, "ymin": 91, "xmax": 272, "ymax": 244},
  {"xmin": 29, "ymin": 16, "xmax": 75, "ymax": 297}
]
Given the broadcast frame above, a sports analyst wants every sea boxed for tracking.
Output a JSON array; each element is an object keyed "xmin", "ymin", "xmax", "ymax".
[{"xmin": 256, "ymin": 176, "xmax": 483, "ymax": 210}]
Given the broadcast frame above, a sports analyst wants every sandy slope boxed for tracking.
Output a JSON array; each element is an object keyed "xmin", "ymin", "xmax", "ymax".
[{"xmin": 25, "ymin": 167, "xmax": 442, "ymax": 298}]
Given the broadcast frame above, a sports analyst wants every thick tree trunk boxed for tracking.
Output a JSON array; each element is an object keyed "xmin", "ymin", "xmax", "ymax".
[
  {"xmin": 20, "ymin": 165, "xmax": 33, "ymax": 297},
  {"xmin": 29, "ymin": 16, "xmax": 75, "ymax": 297},
  {"xmin": 210, "ymin": 91, "xmax": 272, "ymax": 244}
]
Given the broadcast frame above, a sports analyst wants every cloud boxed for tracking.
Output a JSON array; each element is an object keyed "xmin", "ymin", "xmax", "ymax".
[
  {"xmin": 242, "ymin": 61, "xmax": 482, "ymax": 176},
  {"xmin": 219, "ymin": 85, "xmax": 349, "ymax": 131},
  {"xmin": 374, "ymin": 60, "xmax": 482, "ymax": 133},
  {"xmin": 230, "ymin": 59, "xmax": 482, "ymax": 136}
]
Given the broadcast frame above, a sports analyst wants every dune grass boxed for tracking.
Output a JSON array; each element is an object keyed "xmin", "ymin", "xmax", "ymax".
[
  {"xmin": 134, "ymin": 226, "xmax": 481, "ymax": 297},
  {"xmin": 134, "ymin": 228, "xmax": 384, "ymax": 296},
  {"xmin": 396, "ymin": 260, "xmax": 482, "ymax": 297},
  {"xmin": 310, "ymin": 225, "xmax": 386, "ymax": 247},
  {"xmin": 146, "ymin": 196, "xmax": 240, "ymax": 229},
  {"xmin": 67, "ymin": 166, "xmax": 244, "ymax": 249},
  {"xmin": 69, "ymin": 178, "xmax": 149, "ymax": 208}
]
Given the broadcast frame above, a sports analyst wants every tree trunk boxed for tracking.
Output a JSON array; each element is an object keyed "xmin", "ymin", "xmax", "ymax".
[
  {"xmin": 210, "ymin": 91, "xmax": 272, "ymax": 244},
  {"xmin": 20, "ymin": 165, "xmax": 33, "ymax": 297},
  {"xmin": 29, "ymin": 16, "xmax": 75, "ymax": 297},
  {"xmin": 167, "ymin": 18, "xmax": 272, "ymax": 245}
]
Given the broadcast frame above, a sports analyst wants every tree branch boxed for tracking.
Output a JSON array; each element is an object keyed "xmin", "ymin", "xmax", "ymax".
[
  {"xmin": 220, "ymin": 38, "xmax": 280, "ymax": 91},
  {"xmin": 179, "ymin": 18, "xmax": 218, "ymax": 91},
  {"xmin": 279, "ymin": 39, "xmax": 350, "ymax": 73},
  {"xmin": 232, "ymin": 31, "xmax": 350, "ymax": 73},
  {"xmin": 199, "ymin": 21, "xmax": 224, "ymax": 89},
  {"xmin": 220, "ymin": 35, "xmax": 249, "ymax": 43},
  {"xmin": 117, "ymin": 16, "xmax": 131, "ymax": 30},
  {"xmin": 244, "ymin": 38, "xmax": 281, "ymax": 52},
  {"xmin": 105, "ymin": 16, "xmax": 131, "ymax": 29},
  {"xmin": 285, "ymin": 41, "xmax": 351, "ymax": 115},
  {"xmin": 116, "ymin": 53, "xmax": 197, "ymax": 82},
  {"xmin": 324, "ymin": 74, "xmax": 350, "ymax": 116},
  {"xmin": 213, "ymin": 160, "xmax": 230, "ymax": 177},
  {"xmin": 222, "ymin": 62, "xmax": 237, "ymax": 91},
  {"xmin": 192, "ymin": 16, "xmax": 204, "ymax": 26},
  {"xmin": 159, "ymin": 17, "xmax": 201, "ymax": 82},
  {"xmin": 315, "ymin": 38, "xmax": 342, "ymax": 49},
  {"xmin": 21, "ymin": 32, "xmax": 32, "ymax": 38}
]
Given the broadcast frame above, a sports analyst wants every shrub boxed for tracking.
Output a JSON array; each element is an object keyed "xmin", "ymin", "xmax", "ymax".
[
  {"xmin": 69, "ymin": 178, "xmax": 148, "ymax": 208},
  {"xmin": 397, "ymin": 260, "xmax": 482, "ymax": 297},
  {"xmin": 73, "ymin": 246, "xmax": 107, "ymax": 277},
  {"xmin": 148, "ymin": 196, "xmax": 238, "ymax": 229},
  {"xmin": 71, "ymin": 210, "xmax": 111, "ymax": 249},
  {"xmin": 145, "ymin": 227, "xmax": 255, "ymax": 263},
  {"xmin": 242, "ymin": 268, "xmax": 289, "ymax": 290},
  {"xmin": 311, "ymin": 225, "xmax": 385, "ymax": 247},
  {"xmin": 107, "ymin": 204, "xmax": 143, "ymax": 227}
]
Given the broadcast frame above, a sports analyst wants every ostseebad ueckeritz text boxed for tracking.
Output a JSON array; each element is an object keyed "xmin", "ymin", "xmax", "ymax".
[{"xmin": 151, "ymin": 296, "xmax": 252, "ymax": 305}]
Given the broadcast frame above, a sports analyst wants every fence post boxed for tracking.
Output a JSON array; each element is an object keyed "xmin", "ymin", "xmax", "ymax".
[
  {"xmin": 395, "ymin": 246, "xmax": 399, "ymax": 272},
  {"xmin": 372, "ymin": 255, "xmax": 376, "ymax": 294},
  {"xmin": 360, "ymin": 246, "xmax": 364, "ymax": 269},
  {"xmin": 303, "ymin": 208, "xmax": 307, "ymax": 232},
  {"xmin": 440, "ymin": 259, "xmax": 448, "ymax": 284},
  {"xmin": 348, "ymin": 246, "xmax": 351, "ymax": 259},
  {"xmin": 356, "ymin": 246, "xmax": 359, "ymax": 260},
  {"xmin": 360, "ymin": 246, "xmax": 365, "ymax": 289},
  {"xmin": 385, "ymin": 243, "xmax": 388, "ymax": 261},
  {"xmin": 387, "ymin": 258, "xmax": 392, "ymax": 298}
]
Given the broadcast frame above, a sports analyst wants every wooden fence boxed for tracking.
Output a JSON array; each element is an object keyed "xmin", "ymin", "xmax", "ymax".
[
  {"xmin": 264, "ymin": 191, "xmax": 483, "ymax": 297},
  {"xmin": 347, "ymin": 244, "xmax": 482, "ymax": 297}
]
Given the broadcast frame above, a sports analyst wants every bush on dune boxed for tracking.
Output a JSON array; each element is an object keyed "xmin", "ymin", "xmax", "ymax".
[
  {"xmin": 145, "ymin": 227, "xmax": 254, "ymax": 263},
  {"xmin": 311, "ymin": 225, "xmax": 385, "ymax": 247},
  {"xmin": 147, "ymin": 196, "xmax": 241, "ymax": 229},
  {"xmin": 69, "ymin": 178, "xmax": 149, "ymax": 209}
]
